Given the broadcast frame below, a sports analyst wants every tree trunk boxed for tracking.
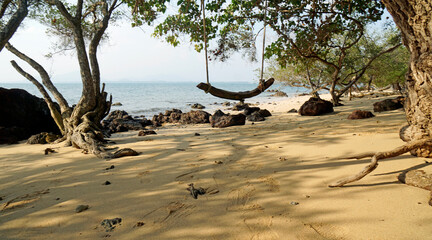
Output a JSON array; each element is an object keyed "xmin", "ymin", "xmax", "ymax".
[{"xmin": 383, "ymin": 0, "xmax": 432, "ymax": 157}]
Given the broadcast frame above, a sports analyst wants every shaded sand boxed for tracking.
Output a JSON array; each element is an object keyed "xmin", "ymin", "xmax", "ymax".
[{"xmin": 1, "ymin": 95, "xmax": 432, "ymax": 240}]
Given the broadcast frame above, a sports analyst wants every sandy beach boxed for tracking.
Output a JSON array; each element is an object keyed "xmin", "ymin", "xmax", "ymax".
[{"xmin": 1, "ymin": 94, "xmax": 431, "ymax": 240}]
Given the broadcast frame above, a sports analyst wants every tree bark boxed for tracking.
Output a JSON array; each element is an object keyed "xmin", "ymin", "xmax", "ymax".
[
  {"xmin": 0, "ymin": 0, "xmax": 27, "ymax": 52},
  {"xmin": 383, "ymin": 0, "xmax": 432, "ymax": 157}
]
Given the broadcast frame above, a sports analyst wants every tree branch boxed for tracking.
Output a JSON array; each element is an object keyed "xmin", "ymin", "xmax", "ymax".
[
  {"xmin": 5, "ymin": 43, "xmax": 71, "ymax": 113},
  {"xmin": 10, "ymin": 60, "xmax": 65, "ymax": 134},
  {"xmin": 0, "ymin": 0, "xmax": 27, "ymax": 52}
]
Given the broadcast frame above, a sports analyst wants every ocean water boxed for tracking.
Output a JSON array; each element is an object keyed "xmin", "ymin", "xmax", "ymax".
[{"xmin": 0, "ymin": 81, "xmax": 307, "ymax": 118}]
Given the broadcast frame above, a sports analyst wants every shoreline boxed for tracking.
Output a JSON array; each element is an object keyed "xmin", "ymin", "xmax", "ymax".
[{"xmin": 1, "ymin": 93, "xmax": 431, "ymax": 240}]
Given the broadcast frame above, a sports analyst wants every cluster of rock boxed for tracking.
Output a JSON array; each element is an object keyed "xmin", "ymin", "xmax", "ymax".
[
  {"xmin": 373, "ymin": 96, "xmax": 405, "ymax": 112},
  {"xmin": 101, "ymin": 110, "xmax": 151, "ymax": 133},
  {"xmin": 0, "ymin": 88, "xmax": 60, "ymax": 144},
  {"xmin": 298, "ymin": 97, "xmax": 334, "ymax": 116},
  {"xmin": 27, "ymin": 132, "xmax": 61, "ymax": 144},
  {"xmin": 152, "ymin": 109, "xmax": 211, "ymax": 126}
]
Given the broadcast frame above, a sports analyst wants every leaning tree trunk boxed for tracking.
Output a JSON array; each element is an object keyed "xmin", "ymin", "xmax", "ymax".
[{"xmin": 383, "ymin": 0, "xmax": 432, "ymax": 158}]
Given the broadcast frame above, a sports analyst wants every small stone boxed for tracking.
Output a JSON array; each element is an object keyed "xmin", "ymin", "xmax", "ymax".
[
  {"xmin": 75, "ymin": 205, "xmax": 89, "ymax": 213},
  {"xmin": 194, "ymin": 133, "xmax": 201, "ymax": 136},
  {"xmin": 278, "ymin": 157, "xmax": 287, "ymax": 162},
  {"xmin": 134, "ymin": 222, "xmax": 145, "ymax": 227},
  {"xmin": 103, "ymin": 181, "xmax": 111, "ymax": 185},
  {"xmin": 290, "ymin": 201, "xmax": 299, "ymax": 205},
  {"xmin": 105, "ymin": 165, "xmax": 115, "ymax": 170},
  {"xmin": 215, "ymin": 160, "xmax": 223, "ymax": 164},
  {"xmin": 55, "ymin": 197, "xmax": 60, "ymax": 200},
  {"xmin": 101, "ymin": 218, "xmax": 122, "ymax": 232}
]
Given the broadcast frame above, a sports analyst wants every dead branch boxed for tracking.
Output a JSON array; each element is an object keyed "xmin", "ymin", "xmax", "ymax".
[{"xmin": 329, "ymin": 139, "xmax": 432, "ymax": 187}]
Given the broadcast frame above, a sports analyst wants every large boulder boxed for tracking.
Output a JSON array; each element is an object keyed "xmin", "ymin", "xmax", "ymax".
[
  {"xmin": 373, "ymin": 97, "xmax": 405, "ymax": 112},
  {"xmin": 0, "ymin": 88, "xmax": 60, "ymax": 144},
  {"xmin": 299, "ymin": 97, "xmax": 334, "ymax": 116},
  {"xmin": 243, "ymin": 107, "xmax": 260, "ymax": 116},
  {"xmin": 179, "ymin": 110, "xmax": 211, "ymax": 124},
  {"xmin": 246, "ymin": 111, "xmax": 265, "ymax": 122},
  {"xmin": 347, "ymin": 110, "xmax": 375, "ymax": 120},
  {"xmin": 210, "ymin": 110, "xmax": 246, "ymax": 128}
]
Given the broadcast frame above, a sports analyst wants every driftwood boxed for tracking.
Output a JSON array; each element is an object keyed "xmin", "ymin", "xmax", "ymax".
[
  {"xmin": 329, "ymin": 139, "xmax": 432, "ymax": 187},
  {"xmin": 196, "ymin": 78, "xmax": 275, "ymax": 101}
]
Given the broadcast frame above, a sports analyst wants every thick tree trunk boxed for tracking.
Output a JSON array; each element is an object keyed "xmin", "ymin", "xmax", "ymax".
[{"xmin": 383, "ymin": 0, "xmax": 432, "ymax": 157}]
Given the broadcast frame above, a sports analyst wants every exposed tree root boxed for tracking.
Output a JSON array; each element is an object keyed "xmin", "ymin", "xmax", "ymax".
[
  {"xmin": 113, "ymin": 148, "xmax": 139, "ymax": 158},
  {"xmin": 329, "ymin": 139, "xmax": 432, "ymax": 187}
]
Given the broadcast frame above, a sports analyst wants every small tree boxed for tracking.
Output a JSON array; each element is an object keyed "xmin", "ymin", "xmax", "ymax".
[{"xmin": 5, "ymin": 0, "xmax": 135, "ymax": 158}]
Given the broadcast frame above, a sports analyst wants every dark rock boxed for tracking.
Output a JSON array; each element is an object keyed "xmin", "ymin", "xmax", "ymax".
[
  {"xmin": 112, "ymin": 102, "xmax": 122, "ymax": 106},
  {"xmin": 139, "ymin": 118, "xmax": 153, "ymax": 127},
  {"xmin": 287, "ymin": 108, "xmax": 298, "ymax": 113},
  {"xmin": 0, "ymin": 88, "xmax": 60, "ymax": 144},
  {"xmin": 27, "ymin": 132, "xmax": 60, "ymax": 144},
  {"xmin": 244, "ymin": 107, "xmax": 260, "ymax": 116},
  {"xmin": 271, "ymin": 91, "xmax": 288, "ymax": 97},
  {"xmin": 138, "ymin": 130, "xmax": 157, "ymax": 136},
  {"xmin": 179, "ymin": 110, "xmax": 211, "ymax": 124},
  {"xmin": 246, "ymin": 111, "xmax": 265, "ymax": 122},
  {"xmin": 103, "ymin": 110, "xmax": 145, "ymax": 133},
  {"xmin": 258, "ymin": 109, "xmax": 272, "ymax": 117},
  {"xmin": 75, "ymin": 205, "xmax": 89, "ymax": 213},
  {"xmin": 103, "ymin": 181, "xmax": 111, "ymax": 185},
  {"xmin": 347, "ymin": 110, "xmax": 375, "ymax": 120},
  {"xmin": 194, "ymin": 133, "xmax": 201, "ymax": 136},
  {"xmin": 373, "ymin": 97, "xmax": 405, "ymax": 112},
  {"xmin": 210, "ymin": 110, "xmax": 246, "ymax": 128},
  {"xmin": 222, "ymin": 101, "xmax": 231, "ymax": 106},
  {"xmin": 232, "ymin": 102, "xmax": 249, "ymax": 111},
  {"xmin": 101, "ymin": 218, "xmax": 122, "ymax": 232},
  {"xmin": 191, "ymin": 103, "xmax": 205, "ymax": 109},
  {"xmin": 113, "ymin": 148, "xmax": 139, "ymax": 158},
  {"xmin": 299, "ymin": 97, "xmax": 334, "ymax": 116},
  {"xmin": 105, "ymin": 165, "xmax": 115, "ymax": 170}
]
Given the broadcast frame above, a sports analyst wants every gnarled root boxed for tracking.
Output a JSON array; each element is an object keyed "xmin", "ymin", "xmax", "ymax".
[{"xmin": 329, "ymin": 139, "xmax": 432, "ymax": 187}]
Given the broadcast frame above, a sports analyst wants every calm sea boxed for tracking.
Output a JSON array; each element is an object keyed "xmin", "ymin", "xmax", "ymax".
[{"xmin": 0, "ymin": 82, "xmax": 306, "ymax": 118}]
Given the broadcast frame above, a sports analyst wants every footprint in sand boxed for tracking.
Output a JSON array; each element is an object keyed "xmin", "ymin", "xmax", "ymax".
[
  {"xmin": 259, "ymin": 176, "xmax": 280, "ymax": 192},
  {"xmin": 137, "ymin": 171, "xmax": 152, "ymax": 184},
  {"xmin": 139, "ymin": 201, "xmax": 195, "ymax": 230},
  {"xmin": 226, "ymin": 185, "xmax": 263, "ymax": 211},
  {"xmin": 1, "ymin": 189, "xmax": 50, "ymax": 211},
  {"xmin": 243, "ymin": 216, "xmax": 279, "ymax": 240}
]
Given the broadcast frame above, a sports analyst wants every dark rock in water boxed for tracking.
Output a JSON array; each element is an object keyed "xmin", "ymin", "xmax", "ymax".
[
  {"xmin": 75, "ymin": 205, "xmax": 89, "ymax": 213},
  {"xmin": 287, "ymin": 108, "xmax": 298, "ymax": 113},
  {"xmin": 210, "ymin": 110, "xmax": 246, "ymax": 128},
  {"xmin": 0, "ymin": 88, "xmax": 60, "ymax": 144},
  {"xmin": 347, "ymin": 110, "xmax": 375, "ymax": 120},
  {"xmin": 271, "ymin": 91, "xmax": 288, "ymax": 97},
  {"xmin": 244, "ymin": 107, "xmax": 260, "ymax": 116},
  {"xmin": 102, "ymin": 110, "xmax": 145, "ymax": 133},
  {"xmin": 232, "ymin": 102, "xmax": 249, "ymax": 111},
  {"xmin": 101, "ymin": 218, "xmax": 122, "ymax": 231},
  {"xmin": 191, "ymin": 103, "xmax": 205, "ymax": 109},
  {"xmin": 112, "ymin": 102, "xmax": 122, "ymax": 106},
  {"xmin": 258, "ymin": 109, "xmax": 272, "ymax": 117},
  {"xmin": 180, "ymin": 110, "xmax": 210, "ymax": 124},
  {"xmin": 27, "ymin": 132, "xmax": 61, "ymax": 144},
  {"xmin": 246, "ymin": 111, "xmax": 265, "ymax": 122},
  {"xmin": 138, "ymin": 130, "xmax": 157, "ymax": 136},
  {"xmin": 373, "ymin": 97, "xmax": 404, "ymax": 112},
  {"xmin": 299, "ymin": 97, "xmax": 334, "ymax": 116}
]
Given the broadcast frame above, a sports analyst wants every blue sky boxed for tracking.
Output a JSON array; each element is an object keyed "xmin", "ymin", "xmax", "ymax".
[{"xmin": 0, "ymin": 19, "xmax": 262, "ymax": 84}]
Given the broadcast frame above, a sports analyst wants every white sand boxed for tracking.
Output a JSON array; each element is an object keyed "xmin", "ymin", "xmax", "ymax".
[{"xmin": 1, "ymin": 94, "xmax": 431, "ymax": 240}]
